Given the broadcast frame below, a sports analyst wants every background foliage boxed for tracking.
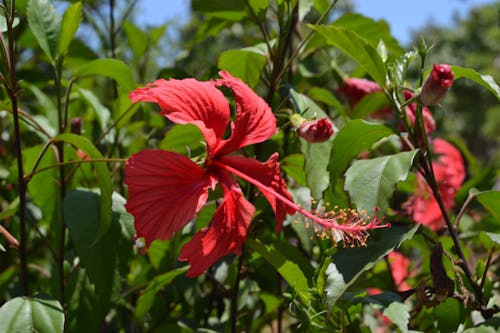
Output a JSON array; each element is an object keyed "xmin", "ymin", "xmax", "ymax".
[{"xmin": 0, "ymin": 0, "xmax": 499, "ymax": 332}]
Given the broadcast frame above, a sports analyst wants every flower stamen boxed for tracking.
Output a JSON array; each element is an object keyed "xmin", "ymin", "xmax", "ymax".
[{"xmin": 212, "ymin": 161, "xmax": 390, "ymax": 246}]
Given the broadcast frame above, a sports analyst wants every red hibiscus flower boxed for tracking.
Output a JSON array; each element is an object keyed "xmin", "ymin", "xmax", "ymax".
[
  {"xmin": 126, "ymin": 71, "xmax": 388, "ymax": 277},
  {"xmin": 387, "ymin": 251, "xmax": 411, "ymax": 291},
  {"xmin": 403, "ymin": 138, "xmax": 465, "ymax": 231},
  {"xmin": 337, "ymin": 78, "xmax": 392, "ymax": 119}
]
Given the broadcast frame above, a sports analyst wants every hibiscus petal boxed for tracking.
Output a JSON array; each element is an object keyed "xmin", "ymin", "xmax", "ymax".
[
  {"xmin": 215, "ymin": 71, "xmax": 276, "ymax": 155},
  {"xmin": 129, "ymin": 78, "xmax": 230, "ymax": 153},
  {"xmin": 219, "ymin": 153, "xmax": 295, "ymax": 232},
  {"xmin": 179, "ymin": 173, "xmax": 255, "ymax": 277},
  {"xmin": 125, "ymin": 149, "xmax": 215, "ymax": 248}
]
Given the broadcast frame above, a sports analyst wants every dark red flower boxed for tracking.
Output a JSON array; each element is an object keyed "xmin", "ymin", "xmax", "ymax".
[
  {"xmin": 403, "ymin": 138, "xmax": 465, "ymax": 231},
  {"xmin": 337, "ymin": 78, "xmax": 392, "ymax": 119},
  {"xmin": 126, "ymin": 71, "xmax": 389, "ymax": 276},
  {"xmin": 297, "ymin": 118, "xmax": 334, "ymax": 143},
  {"xmin": 419, "ymin": 64, "xmax": 454, "ymax": 106}
]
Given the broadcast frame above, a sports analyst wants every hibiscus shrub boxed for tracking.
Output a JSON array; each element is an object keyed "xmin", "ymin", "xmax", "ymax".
[{"xmin": 0, "ymin": 1, "xmax": 499, "ymax": 332}]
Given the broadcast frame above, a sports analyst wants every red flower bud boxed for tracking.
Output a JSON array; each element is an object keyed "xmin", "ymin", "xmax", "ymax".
[
  {"xmin": 298, "ymin": 118, "xmax": 334, "ymax": 143},
  {"xmin": 419, "ymin": 64, "xmax": 454, "ymax": 106},
  {"xmin": 70, "ymin": 117, "xmax": 82, "ymax": 135}
]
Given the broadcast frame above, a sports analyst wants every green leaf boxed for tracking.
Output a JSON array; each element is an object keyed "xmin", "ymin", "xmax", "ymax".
[
  {"xmin": 248, "ymin": 0, "xmax": 269, "ymax": 18},
  {"xmin": 434, "ymin": 298, "xmax": 465, "ymax": 333},
  {"xmin": 27, "ymin": 0, "xmax": 61, "ymax": 63},
  {"xmin": 58, "ymin": 2, "xmax": 82, "ymax": 56},
  {"xmin": 324, "ymin": 263, "xmax": 346, "ymax": 306},
  {"xmin": 0, "ymin": 15, "xmax": 20, "ymax": 32},
  {"xmin": 350, "ymin": 91, "xmax": 389, "ymax": 119},
  {"xmin": 160, "ymin": 123, "xmax": 205, "ymax": 157},
  {"xmin": 480, "ymin": 232, "xmax": 500, "ymax": 248},
  {"xmin": 452, "ymin": 65, "xmax": 500, "ymax": 100},
  {"xmin": 329, "ymin": 120, "xmax": 393, "ymax": 185},
  {"xmin": 247, "ymin": 239, "xmax": 310, "ymax": 302},
  {"xmin": 75, "ymin": 85, "xmax": 111, "ymax": 130},
  {"xmin": 0, "ymin": 295, "xmax": 64, "ymax": 333},
  {"xmin": 281, "ymin": 154, "xmax": 306, "ymax": 186},
  {"xmin": 311, "ymin": 24, "xmax": 386, "ymax": 85},
  {"xmin": 123, "ymin": 21, "xmax": 148, "ymax": 59},
  {"xmin": 74, "ymin": 58, "xmax": 135, "ymax": 93},
  {"xmin": 218, "ymin": 49, "xmax": 266, "ymax": 88},
  {"xmin": 64, "ymin": 190, "xmax": 134, "ymax": 328},
  {"xmin": 476, "ymin": 190, "xmax": 500, "ymax": 222},
  {"xmin": 52, "ymin": 134, "xmax": 112, "ymax": 240},
  {"xmin": 24, "ymin": 145, "xmax": 60, "ymax": 225},
  {"xmin": 334, "ymin": 13, "xmax": 403, "ymax": 55},
  {"xmin": 345, "ymin": 150, "xmax": 419, "ymax": 215},
  {"xmin": 134, "ymin": 267, "xmax": 189, "ymax": 321},
  {"xmin": 383, "ymin": 302, "xmax": 410, "ymax": 333},
  {"xmin": 21, "ymin": 82, "xmax": 58, "ymax": 126},
  {"xmin": 327, "ymin": 225, "xmax": 419, "ymax": 306},
  {"xmin": 308, "ymin": 86, "xmax": 346, "ymax": 116},
  {"xmin": 289, "ymin": 89, "xmax": 333, "ymax": 198}
]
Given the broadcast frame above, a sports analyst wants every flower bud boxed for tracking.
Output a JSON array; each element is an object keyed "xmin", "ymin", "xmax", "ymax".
[
  {"xmin": 297, "ymin": 117, "xmax": 334, "ymax": 143},
  {"xmin": 70, "ymin": 117, "xmax": 82, "ymax": 135},
  {"xmin": 419, "ymin": 64, "xmax": 454, "ymax": 106}
]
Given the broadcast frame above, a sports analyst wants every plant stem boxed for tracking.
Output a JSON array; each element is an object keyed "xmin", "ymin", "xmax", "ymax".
[
  {"xmin": 3, "ymin": 0, "xmax": 29, "ymax": 295},
  {"xmin": 54, "ymin": 57, "xmax": 67, "ymax": 308},
  {"xmin": 25, "ymin": 158, "xmax": 127, "ymax": 180},
  {"xmin": 414, "ymin": 104, "xmax": 484, "ymax": 304}
]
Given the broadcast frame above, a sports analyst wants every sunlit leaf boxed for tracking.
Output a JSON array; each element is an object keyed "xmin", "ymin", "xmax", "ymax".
[
  {"xmin": 324, "ymin": 263, "xmax": 346, "ymax": 306},
  {"xmin": 383, "ymin": 302, "xmax": 410, "ymax": 333},
  {"xmin": 124, "ymin": 21, "xmax": 148, "ymax": 59},
  {"xmin": 58, "ymin": 2, "xmax": 82, "ymax": 56},
  {"xmin": 452, "ymin": 65, "xmax": 500, "ymax": 100},
  {"xmin": 329, "ymin": 120, "xmax": 393, "ymax": 186},
  {"xmin": 218, "ymin": 49, "xmax": 266, "ymax": 88},
  {"xmin": 0, "ymin": 295, "xmax": 64, "ymax": 333},
  {"xmin": 345, "ymin": 150, "xmax": 419, "ymax": 215},
  {"xmin": 334, "ymin": 13, "xmax": 403, "ymax": 55},
  {"xmin": 160, "ymin": 123, "xmax": 205, "ymax": 157},
  {"xmin": 0, "ymin": 15, "xmax": 20, "ymax": 32},
  {"xmin": 248, "ymin": 0, "xmax": 269, "ymax": 18},
  {"xmin": 476, "ymin": 190, "xmax": 500, "ymax": 222},
  {"xmin": 74, "ymin": 58, "xmax": 135, "ymax": 93},
  {"xmin": 311, "ymin": 24, "xmax": 386, "ymax": 85},
  {"xmin": 27, "ymin": 0, "xmax": 61, "ymax": 63}
]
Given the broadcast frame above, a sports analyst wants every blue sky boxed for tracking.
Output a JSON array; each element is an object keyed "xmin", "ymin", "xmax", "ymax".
[{"xmin": 136, "ymin": 0, "xmax": 495, "ymax": 45}]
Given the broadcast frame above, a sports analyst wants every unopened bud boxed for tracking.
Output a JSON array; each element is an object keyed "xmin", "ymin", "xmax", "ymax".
[
  {"xmin": 70, "ymin": 117, "xmax": 82, "ymax": 135},
  {"xmin": 298, "ymin": 118, "xmax": 334, "ymax": 143},
  {"xmin": 419, "ymin": 64, "xmax": 454, "ymax": 106}
]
